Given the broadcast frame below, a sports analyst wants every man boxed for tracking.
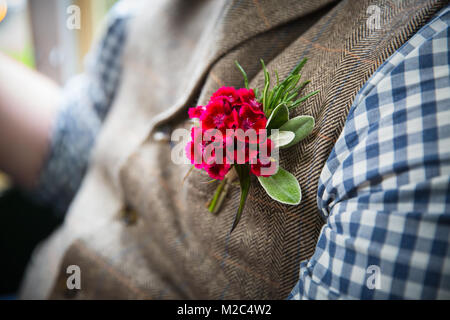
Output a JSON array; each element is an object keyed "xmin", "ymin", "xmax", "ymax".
[{"xmin": 1, "ymin": 0, "xmax": 449, "ymax": 299}]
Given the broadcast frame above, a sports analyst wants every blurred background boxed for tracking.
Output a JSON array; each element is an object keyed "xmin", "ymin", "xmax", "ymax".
[{"xmin": 0, "ymin": 0, "xmax": 117, "ymax": 299}]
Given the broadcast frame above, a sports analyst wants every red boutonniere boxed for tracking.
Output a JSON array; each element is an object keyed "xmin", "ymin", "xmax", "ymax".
[{"xmin": 185, "ymin": 59, "xmax": 318, "ymax": 233}]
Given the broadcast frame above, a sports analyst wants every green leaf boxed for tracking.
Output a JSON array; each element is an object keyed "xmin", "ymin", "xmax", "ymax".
[
  {"xmin": 261, "ymin": 59, "xmax": 271, "ymax": 115},
  {"xmin": 290, "ymin": 90, "xmax": 319, "ymax": 109},
  {"xmin": 257, "ymin": 168, "xmax": 301, "ymax": 205},
  {"xmin": 279, "ymin": 115, "xmax": 315, "ymax": 148},
  {"xmin": 266, "ymin": 103, "xmax": 289, "ymax": 130},
  {"xmin": 297, "ymin": 80, "xmax": 311, "ymax": 92},
  {"xmin": 291, "ymin": 57, "xmax": 308, "ymax": 76},
  {"xmin": 269, "ymin": 131, "xmax": 295, "ymax": 148},
  {"xmin": 254, "ymin": 87, "xmax": 261, "ymax": 100},
  {"xmin": 230, "ymin": 165, "xmax": 251, "ymax": 233},
  {"xmin": 284, "ymin": 74, "xmax": 302, "ymax": 94},
  {"xmin": 235, "ymin": 60, "xmax": 249, "ymax": 89}
]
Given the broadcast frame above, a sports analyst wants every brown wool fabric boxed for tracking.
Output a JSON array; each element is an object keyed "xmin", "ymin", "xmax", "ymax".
[{"xmin": 20, "ymin": 0, "xmax": 448, "ymax": 299}]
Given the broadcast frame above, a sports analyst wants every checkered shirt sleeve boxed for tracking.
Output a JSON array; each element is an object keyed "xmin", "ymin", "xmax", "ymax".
[
  {"xmin": 289, "ymin": 6, "xmax": 450, "ymax": 300},
  {"xmin": 31, "ymin": 3, "xmax": 133, "ymax": 215}
]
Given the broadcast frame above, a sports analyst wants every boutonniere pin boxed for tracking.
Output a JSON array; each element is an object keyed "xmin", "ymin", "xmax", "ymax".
[{"xmin": 185, "ymin": 58, "xmax": 318, "ymax": 233}]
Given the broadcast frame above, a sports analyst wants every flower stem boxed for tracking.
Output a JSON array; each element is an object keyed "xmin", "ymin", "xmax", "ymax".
[
  {"xmin": 207, "ymin": 167, "xmax": 237, "ymax": 214},
  {"xmin": 208, "ymin": 177, "xmax": 228, "ymax": 213}
]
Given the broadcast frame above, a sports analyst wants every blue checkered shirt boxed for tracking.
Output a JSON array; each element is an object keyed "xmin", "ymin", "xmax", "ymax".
[
  {"xmin": 35, "ymin": 3, "xmax": 450, "ymax": 299},
  {"xmin": 289, "ymin": 6, "xmax": 450, "ymax": 299}
]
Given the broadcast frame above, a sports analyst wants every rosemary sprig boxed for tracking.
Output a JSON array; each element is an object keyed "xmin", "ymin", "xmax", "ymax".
[{"xmin": 256, "ymin": 58, "xmax": 319, "ymax": 117}]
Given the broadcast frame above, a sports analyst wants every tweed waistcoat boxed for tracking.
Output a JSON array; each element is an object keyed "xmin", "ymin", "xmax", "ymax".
[{"xmin": 20, "ymin": 0, "xmax": 447, "ymax": 299}]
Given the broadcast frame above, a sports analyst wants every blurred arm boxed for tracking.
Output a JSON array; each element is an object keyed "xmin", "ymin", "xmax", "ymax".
[{"xmin": 0, "ymin": 53, "xmax": 61, "ymax": 188}]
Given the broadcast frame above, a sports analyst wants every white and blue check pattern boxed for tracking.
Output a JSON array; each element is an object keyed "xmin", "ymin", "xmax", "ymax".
[
  {"xmin": 289, "ymin": 6, "xmax": 450, "ymax": 299},
  {"xmin": 34, "ymin": 2, "xmax": 450, "ymax": 299}
]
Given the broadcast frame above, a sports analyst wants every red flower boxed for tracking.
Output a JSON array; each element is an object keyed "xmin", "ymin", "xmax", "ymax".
[
  {"xmin": 210, "ymin": 86, "xmax": 238, "ymax": 105},
  {"xmin": 249, "ymin": 138, "xmax": 276, "ymax": 177},
  {"xmin": 238, "ymin": 104, "xmax": 266, "ymax": 131},
  {"xmin": 224, "ymin": 135, "xmax": 257, "ymax": 165},
  {"xmin": 185, "ymin": 86, "xmax": 277, "ymax": 180},
  {"xmin": 237, "ymin": 88, "xmax": 263, "ymax": 113},
  {"xmin": 200, "ymin": 100, "xmax": 236, "ymax": 132},
  {"xmin": 188, "ymin": 106, "xmax": 205, "ymax": 119},
  {"xmin": 250, "ymin": 159, "xmax": 277, "ymax": 177},
  {"xmin": 205, "ymin": 163, "xmax": 231, "ymax": 180},
  {"xmin": 203, "ymin": 130, "xmax": 226, "ymax": 166},
  {"xmin": 237, "ymin": 88, "xmax": 254, "ymax": 101},
  {"xmin": 185, "ymin": 127, "xmax": 205, "ymax": 169}
]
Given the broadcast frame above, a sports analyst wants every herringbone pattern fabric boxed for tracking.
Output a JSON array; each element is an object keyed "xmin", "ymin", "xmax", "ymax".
[{"xmin": 20, "ymin": 0, "xmax": 448, "ymax": 299}]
